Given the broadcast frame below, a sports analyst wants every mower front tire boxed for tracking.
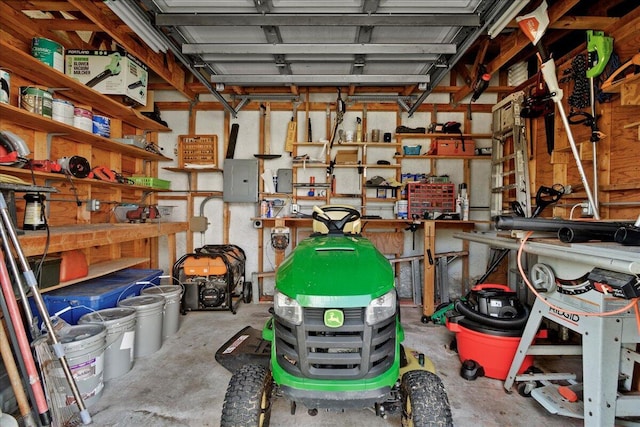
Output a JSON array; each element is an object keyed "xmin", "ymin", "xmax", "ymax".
[
  {"xmin": 221, "ymin": 364, "xmax": 273, "ymax": 427},
  {"xmin": 401, "ymin": 370, "xmax": 453, "ymax": 427}
]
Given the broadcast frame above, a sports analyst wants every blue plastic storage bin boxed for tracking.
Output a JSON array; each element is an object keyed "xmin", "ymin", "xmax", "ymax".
[{"xmin": 32, "ymin": 268, "xmax": 163, "ymax": 325}]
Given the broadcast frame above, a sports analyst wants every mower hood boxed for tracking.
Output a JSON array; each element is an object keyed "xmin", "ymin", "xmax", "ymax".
[{"xmin": 275, "ymin": 234, "xmax": 394, "ymax": 307}]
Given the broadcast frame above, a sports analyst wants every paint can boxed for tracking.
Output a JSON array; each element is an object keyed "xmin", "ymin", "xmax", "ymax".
[
  {"xmin": 395, "ymin": 200, "xmax": 408, "ymax": 219},
  {"xmin": 73, "ymin": 106, "xmax": 93, "ymax": 132},
  {"xmin": 141, "ymin": 285, "xmax": 183, "ymax": 340},
  {"xmin": 92, "ymin": 114, "xmax": 110, "ymax": 138},
  {"xmin": 79, "ymin": 307, "xmax": 137, "ymax": 381},
  {"xmin": 52, "ymin": 324, "xmax": 107, "ymax": 408},
  {"xmin": 52, "ymin": 99, "xmax": 75, "ymax": 125},
  {"xmin": 19, "ymin": 86, "xmax": 52, "ymax": 118},
  {"xmin": 0, "ymin": 69, "xmax": 9, "ymax": 104},
  {"xmin": 117, "ymin": 295, "xmax": 165, "ymax": 358},
  {"xmin": 31, "ymin": 37, "xmax": 64, "ymax": 72}
]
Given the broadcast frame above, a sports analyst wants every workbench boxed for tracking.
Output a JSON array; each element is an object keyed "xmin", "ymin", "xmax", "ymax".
[
  {"xmin": 258, "ymin": 217, "xmax": 475, "ymax": 315},
  {"xmin": 455, "ymin": 231, "xmax": 640, "ymax": 426}
]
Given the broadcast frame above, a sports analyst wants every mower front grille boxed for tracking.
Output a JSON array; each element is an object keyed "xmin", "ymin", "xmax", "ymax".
[{"xmin": 274, "ymin": 307, "xmax": 396, "ymax": 380}]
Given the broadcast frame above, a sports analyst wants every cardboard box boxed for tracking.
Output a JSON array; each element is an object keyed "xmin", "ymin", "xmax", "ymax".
[
  {"xmin": 435, "ymin": 139, "xmax": 475, "ymax": 156},
  {"xmin": 135, "ymin": 89, "xmax": 154, "ymax": 112},
  {"xmin": 65, "ymin": 49, "xmax": 148, "ymax": 106},
  {"xmin": 335, "ymin": 149, "xmax": 358, "ymax": 164}
]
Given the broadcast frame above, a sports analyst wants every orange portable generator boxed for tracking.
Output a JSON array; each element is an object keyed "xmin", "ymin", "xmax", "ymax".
[{"xmin": 173, "ymin": 244, "xmax": 250, "ymax": 314}]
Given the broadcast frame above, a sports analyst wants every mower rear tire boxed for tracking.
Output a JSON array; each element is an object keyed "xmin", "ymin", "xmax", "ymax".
[
  {"xmin": 401, "ymin": 370, "xmax": 453, "ymax": 427},
  {"xmin": 221, "ymin": 364, "xmax": 273, "ymax": 427}
]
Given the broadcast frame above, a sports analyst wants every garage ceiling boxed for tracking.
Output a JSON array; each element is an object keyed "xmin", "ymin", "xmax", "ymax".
[
  {"xmin": 114, "ymin": 0, "xmax": 521, "ymax": 91},
  {"xmin": 4, "ymin": 0, "xmax": 633, "ymax": 116}
]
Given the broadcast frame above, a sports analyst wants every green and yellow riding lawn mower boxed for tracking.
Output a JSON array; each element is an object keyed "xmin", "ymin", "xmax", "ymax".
[{"xmin": 219, "ymin": 205, "xmax": 453, "ymax": 426}]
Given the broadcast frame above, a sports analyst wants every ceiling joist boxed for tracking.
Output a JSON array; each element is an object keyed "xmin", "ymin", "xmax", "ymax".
[
  {"xmin": 210, "ymin": 74, "xmax": 431, "ymax": 85},
  {"xmin": 155, "ymin": 13, "xmax": 482, "ymax": 27},
  {"xmin": 184, "ymin": 43, "xmax": 457, "ymax": 55}
]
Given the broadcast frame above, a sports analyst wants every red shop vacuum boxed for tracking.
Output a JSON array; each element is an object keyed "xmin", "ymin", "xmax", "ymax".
[{"xmin": 446, "ymin": 284, "xmax": 539, "ymax": 380}]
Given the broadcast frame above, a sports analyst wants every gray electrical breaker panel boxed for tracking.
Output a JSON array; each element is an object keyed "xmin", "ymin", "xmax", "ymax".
[
  {"xmin": 277, "ymin": 168, "xmax": 293, "ymax": 193},
  {"xmin": 223, "ymin": 159, "xmax": 259, "ymax": 202}
]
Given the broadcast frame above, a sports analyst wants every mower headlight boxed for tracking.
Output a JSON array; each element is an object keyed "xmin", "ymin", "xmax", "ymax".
[
  {"xmin": 274, "ymin": 290, "xmax": 302, "ymax": 325},
  {"xmin": 365, "ymin": 290, "xmax": 397, "ymax": 325}
]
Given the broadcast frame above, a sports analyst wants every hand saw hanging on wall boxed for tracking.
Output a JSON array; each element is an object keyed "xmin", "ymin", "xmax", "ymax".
[{"xmin": 284, "ymin": 104, "xmax": 297, "ymax": 155}]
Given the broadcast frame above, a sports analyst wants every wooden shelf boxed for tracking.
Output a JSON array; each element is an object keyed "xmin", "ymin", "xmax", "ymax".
[
  {"xmin": 0, "ymin": 39, "xmax": 171, "ymax": 132},
  {"xmin": 293, "ymin": 142, "xmax": 402, "ymax": 147},
  {"xmin": 18, "ymin": 222, "xmax": 188, "ymax": 257},
  {"xmin": 398, "ymin": 154, "xmax": 491, "ymax": 160},
  {"xmin": 600, "ymin": 183, "xmax": 640, "ymax": 192},
  {"xmin": 292, "ymin": 163, "xmax": 401, "ymax": 168},
  {"xmin": 163, "ymin": 167, "xmax": 222, "ymax": 173},
  {"xmin": 39, "ymin": 257, "xmax": 151, "ymax": 293},
  {"xmin": 395, "ymin": 133, "xmax": 492, "ymax": 139},
  {"xmin": 0, "ymin": 104, "xmax": 172, "ymax": 162},
  {"xmin": 0, "ymin": 165, "xmax": 172, "ymax": 192}
]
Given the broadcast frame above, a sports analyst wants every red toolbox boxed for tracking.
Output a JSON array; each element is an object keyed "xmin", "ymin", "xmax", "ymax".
[{"xmin": 435, "ymin": 139, "xmax": 475, "ymax": 156}]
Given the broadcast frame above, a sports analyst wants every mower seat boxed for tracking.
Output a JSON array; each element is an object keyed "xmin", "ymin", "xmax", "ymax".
[{"xmin": 312, "ymin": 205, "xmax": 362, "ymax": 235}]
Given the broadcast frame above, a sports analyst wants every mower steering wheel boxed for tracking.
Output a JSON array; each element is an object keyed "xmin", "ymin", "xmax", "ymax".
[{"xmin": 312, "ymin": 206, "xmax": 361, "ymax": 233}]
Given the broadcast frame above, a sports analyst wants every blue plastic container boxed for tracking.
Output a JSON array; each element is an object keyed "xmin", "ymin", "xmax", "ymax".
[{"xmin": 32, "ymin": 268, "xmax": 163, "ymax": 325}]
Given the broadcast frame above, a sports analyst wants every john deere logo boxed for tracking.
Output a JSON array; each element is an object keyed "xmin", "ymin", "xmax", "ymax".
[{"xmin": 324, "ymin": 309, "xmax": 344, "ymax": 328}]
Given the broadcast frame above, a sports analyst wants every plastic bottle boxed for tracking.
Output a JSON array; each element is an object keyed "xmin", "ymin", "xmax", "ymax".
[
  {"xmin": 260, "ymin": 200, "xmax": 268, "ymax": 217},
  {"xmin": 459, "ymin": 183, "xmax": 469, "ymax": 221}
]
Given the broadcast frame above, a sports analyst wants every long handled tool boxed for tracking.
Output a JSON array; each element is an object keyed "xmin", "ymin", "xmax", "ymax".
[
  {"xmin": 0, "ymin": 254, "xmax": 50, "ymax": 426},
  {"xmin": 586, "ymin": 30, "xmax": 613, "ymax": 211},
  {"xmin": 0, "ymin": 321, "xmax": 37, "ymax": 426},
  {"xmin": 517, "ymin": 1, "xmax": 600, "ymax": 219},
  {"xmin": 0, "ymin": 192, "xmax": 92, "ymax": 424}
]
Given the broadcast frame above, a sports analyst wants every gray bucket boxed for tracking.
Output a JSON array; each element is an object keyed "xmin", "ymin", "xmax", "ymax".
[
  {"xmin": 118, "ymin": 295, "xmax": 164, "ymax": 358},
  {"xmin": 54, "ymin": 324, "xmax": 107, "ymax": 408},
  {"xmin": 78, "ymin": 308, "xmax": 137, "ymax": 381},
  {"xmin": 141, "ymin": 285, "xmax": 183, "ymax": 340}
]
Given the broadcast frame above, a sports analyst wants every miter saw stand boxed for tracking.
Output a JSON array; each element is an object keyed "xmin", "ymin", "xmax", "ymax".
[{"xmin": 504, "ymin": 263, "xmax": 640, "ymax": 426}]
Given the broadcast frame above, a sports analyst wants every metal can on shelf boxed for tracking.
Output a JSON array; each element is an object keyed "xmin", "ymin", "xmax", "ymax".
[
  {"xmin": 73, "ymin": 106, "xmax": 93, "ymax": 132},
  {"xmin": 31, "ymin": 37, "xmax": 64, "ymax": 72},
  {"xmin": 92, "ymin": 114, "xmax": 111, "ymax": 137},
  {"xmin": 0, "ymin": 69, "xmax": 9, "ymax": 104},
  {"xmin": 52, "ymin": 98, "xmax": 75, "ymax": 125},
  {"xmin": 19, "ymin": 86, "xmax": 52, "ymax": 118}
]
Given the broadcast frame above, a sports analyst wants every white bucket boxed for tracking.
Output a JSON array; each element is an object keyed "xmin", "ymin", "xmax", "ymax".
[
  {"xmin": 118, "ymin": 295, "xmax": 165, "ymax": 358},
  {"xmin": 78, "ymin": 307, "xmax": 137, "ymax": 381},
  {"xmin": 54, "ymin": 324, "xmax": 107, "ymax": 408},
  {"xmin": 141, "ymin": 285, "xmax": 183, "ymax": 340}
]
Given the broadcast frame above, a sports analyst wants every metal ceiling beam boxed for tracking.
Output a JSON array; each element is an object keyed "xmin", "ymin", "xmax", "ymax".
[
  {"xmin": 351, "ymin": 1, "xmax": 378, "ymax": 74},
  {"xmin": 156, "ymin": 13, "xmax": 481, "ymax": 27},
  {"xmin": 198, "ymin": 55, "xmax": 441, "ymax": 62},
  {"xmin": 252, "ymin": 0, "xmax": 292, "ymax": 76},
  {"xmin": 184, "ymin": 43, "xmax": 456, "ymax": 55},
  {"xmin": 210, "ymin": 74, "xmax": 430, "ymax": 85}
]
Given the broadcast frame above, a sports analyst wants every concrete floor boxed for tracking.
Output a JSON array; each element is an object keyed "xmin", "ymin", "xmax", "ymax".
[{"xmin": 78, "ymin": 301, "xmax": 591, "ymax": 427}]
